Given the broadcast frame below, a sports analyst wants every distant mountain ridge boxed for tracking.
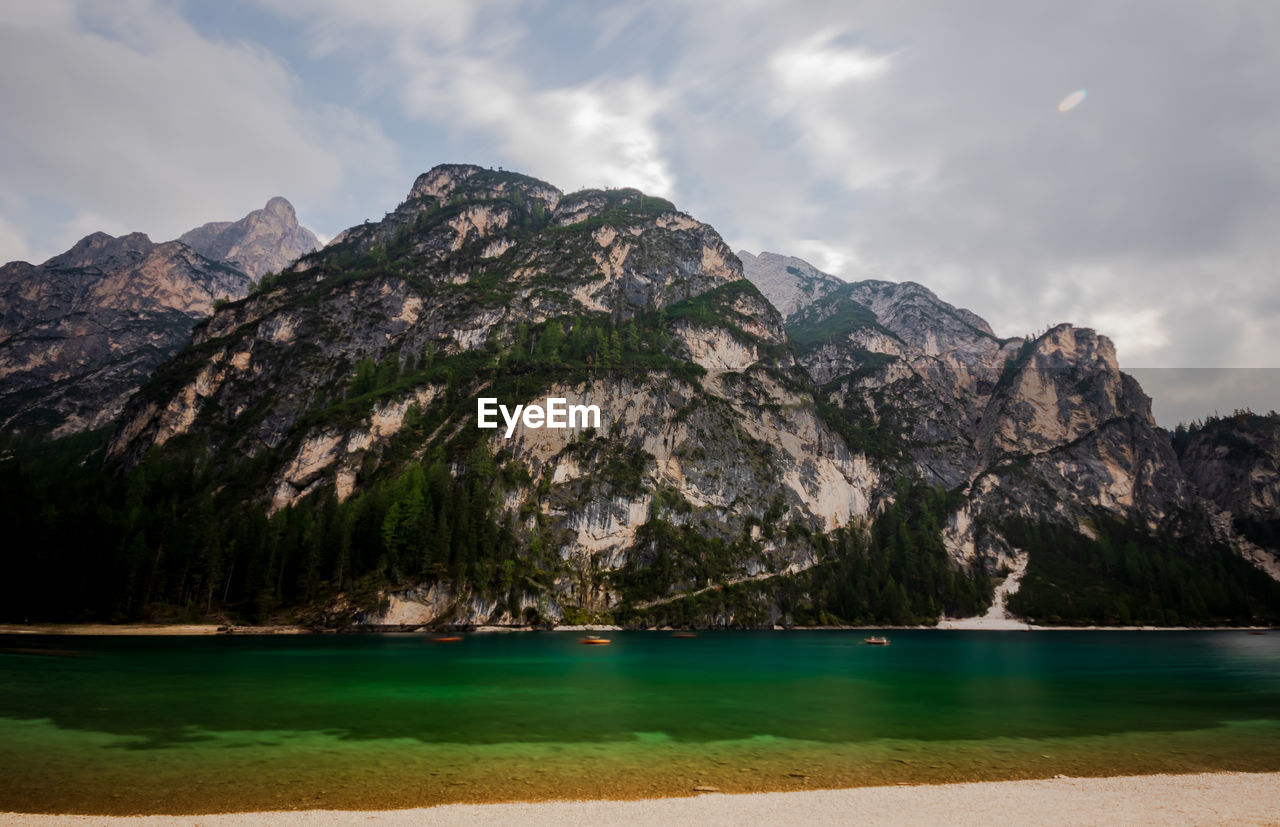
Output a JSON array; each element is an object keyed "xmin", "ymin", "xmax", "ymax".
[
  {"xmin": 180, "ymin": 196, "xmax": 319, "ymax": 279},
  {"xmin": 737, "ymin": 251, "xmax": 843, "ymax": 318},
  {"xmin": 0, "ymin": 198, "xmax": 318, "ymax": 436}
]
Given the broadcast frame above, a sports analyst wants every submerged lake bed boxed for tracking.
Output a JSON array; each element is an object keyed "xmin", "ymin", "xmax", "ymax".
[{"xmin": 1, "ymin": 630, "xmax": 1278, "ymax": 814}]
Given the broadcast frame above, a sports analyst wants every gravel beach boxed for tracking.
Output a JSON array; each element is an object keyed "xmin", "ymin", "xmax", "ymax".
[{"xmin": 4, "ymin": 772, "xmax": 1278, "ymax": 826}]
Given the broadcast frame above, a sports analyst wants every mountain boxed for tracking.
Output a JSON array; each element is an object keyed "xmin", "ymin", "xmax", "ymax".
[
  {"xmin": 103, "ymin": 164, "xmax": 901, "ymax": 627},
  {"xmin": 180, "ymin": 196, "xmax": 319, "ymax": 279},
  {"xmin": 2, "ymin": 172, "xmax": 1278, "ymax": 629},
  {"xmin": 745, "ymin": 252, "xmax": 1280, "ymax": 625},
  {"xmin": 0, "ymin": 198, "xmax": 318, "ymax": 437}
]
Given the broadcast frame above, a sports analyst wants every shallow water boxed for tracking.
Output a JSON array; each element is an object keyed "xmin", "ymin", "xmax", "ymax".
[{"xmin": 1, "ymin": 630, "xmax": 1277, "ymax": 814}]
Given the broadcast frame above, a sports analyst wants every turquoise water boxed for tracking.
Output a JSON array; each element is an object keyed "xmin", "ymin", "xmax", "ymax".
[{"xmin": 1, "ymin": 631, "xmax": 1278, "ymax": 813}]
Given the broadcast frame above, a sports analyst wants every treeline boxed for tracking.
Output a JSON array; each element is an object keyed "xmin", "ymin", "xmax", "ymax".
[
  {"xmin": 497, "ymin": 315, "xmax": 687, "ymax": 378},
  {"xmin": 1004, "ymin": 517, "xmax": 1280, "ymax": 625},
  {"xmin": 1170, "ymin": 408, "xmax": 1278, "ymax": 457},
  {"xmin": 0, "ymin": 432, "xmax": 535, "ymax": 625},
  {"xmin": 797, "ymin": 482, "xmax": 991, "ymax": 625}
]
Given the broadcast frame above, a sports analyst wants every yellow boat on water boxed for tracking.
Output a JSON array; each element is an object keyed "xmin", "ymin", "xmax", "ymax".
[{"xmin": 579, "ymin": 635, "xmax": 611, "ymax": 645}]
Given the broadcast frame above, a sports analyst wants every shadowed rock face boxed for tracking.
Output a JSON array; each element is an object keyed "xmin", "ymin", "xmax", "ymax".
[
  {"xmin": 179, "ymin": 196, "xmax": 319, "ymax": 279},
  {"xmin": 1175, "ymin": 413, "xmax": 1280, "ymax": 560}
]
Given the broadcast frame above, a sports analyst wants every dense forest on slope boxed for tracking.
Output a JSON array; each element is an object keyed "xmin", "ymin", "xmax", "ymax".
[
  {"xmin": 1004, "ymin": 517, "xmax": 1280, "ymax": 625},
  {"xmin": 14, "ymin": 417, "xmax": 1276, "ymax": 627}
]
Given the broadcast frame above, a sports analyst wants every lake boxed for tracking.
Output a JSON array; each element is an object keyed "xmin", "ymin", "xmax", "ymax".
[{"xmin": 1, "ymin": 630, "xmax": 1278, "ymax": 814}]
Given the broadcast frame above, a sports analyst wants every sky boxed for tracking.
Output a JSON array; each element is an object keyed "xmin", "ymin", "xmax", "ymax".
[{"xmin": 1, "ymin": 0, "xmax": 1278, "ymax": 423}]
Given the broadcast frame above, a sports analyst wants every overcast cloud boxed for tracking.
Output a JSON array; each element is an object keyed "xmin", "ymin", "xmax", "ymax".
[{"xmin": 2, "ymin": 0, "xmax": 1277, "ymax": 422}]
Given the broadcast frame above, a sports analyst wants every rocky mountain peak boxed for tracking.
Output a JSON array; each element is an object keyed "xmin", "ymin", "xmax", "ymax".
[
  {"xmin": 47, "ymin": 231, "xmax": 155, "ymax": 270},
  {"xmin": 739, "ymin": 250, "xmax": 844, "ymax": 319},
  {"xmin": 405, "ymin": 164, "xmax": 563, "ymax": 212},
  {"xmin": 263, "ymin": 195, "xmax": 296, "ymax": 218},
  {"xmin": 980, "ymin": 324, "xmax": 1151, "ymax": 458},
  {"xmin": 179, "ymin": 197, "xmax": 319, "ymax": 279},
  {"xmin": 407, "ymin": 163, "xmax": 486, "ymax": 202}
]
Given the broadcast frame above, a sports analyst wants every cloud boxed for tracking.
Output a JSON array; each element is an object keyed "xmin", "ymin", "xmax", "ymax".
[
  {"xmin": 7, "ymin": 0, "xmax": 1280, "ymax": 421},
  {"xmin": 0, "ymin": 215, "xmax": 31, "ymax": 266},
  {"xmin": 771, "ymin": 31, "xmax": 892, "ymax": 90},
  {"xmin": 0, "ymin": 0, "xmax": 399, "ymax": 260},
  {"xmin": 662, "ymin": 1, "xmax": 1280, "ymax": 382},
  {"xmin": 1127, "ymin": 369, "xmax": 1280, "ymax": 427},
  {"xmin": 400, "ymin": 56, "xmax": 674, "ymax": 195},
  {"xmin": 261, "ymin": 1, "xmax": 675, "ymax": 196}
]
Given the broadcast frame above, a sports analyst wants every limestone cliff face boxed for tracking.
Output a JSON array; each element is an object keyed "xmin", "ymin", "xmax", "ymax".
[
  {"xmin": 179, "ymin": 197, "xmax": 319, "ymax": 279},
  {"xmin": 110, "ymin": 165, "xmax": 879, "ymax": 624},
  {"xmin": 958, "ymin": 325, "xmax": 1199, "ymax": 564},
  {"xmin": 787, "ymin": 278, "xmax": 1019, "ymax": 490},
  {"xmin": 0, "ymin": 232, "xmax": 251, "ymax": 435}
]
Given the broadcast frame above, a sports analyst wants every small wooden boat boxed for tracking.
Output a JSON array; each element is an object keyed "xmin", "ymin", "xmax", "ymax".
[
  {"xmin": 579, "ymin": 635, "xmax": 611, "ymax": 645},
  {"xmin": 1250, "ymin": 630, "xmax": 1266, "ymax": 635},
  {"xmin": 430, "ymin": 635, "xmax": 463, "ymax": 643},
  {"xmin": 864, "ymin": 636, "xmax": 890, "ymax": 646},
  {"xmin": 673, "ymin": 632, "xmax": 697, "ymax": 638}
]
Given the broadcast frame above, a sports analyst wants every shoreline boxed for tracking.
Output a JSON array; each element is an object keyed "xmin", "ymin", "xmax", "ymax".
[
  {"xmin": 0, "ymin": 622, "xmax": 1272, "ymax": 636},
  {"xmin": 2, "ymin": 772, "xmax": 1278, "ymax": 825}
]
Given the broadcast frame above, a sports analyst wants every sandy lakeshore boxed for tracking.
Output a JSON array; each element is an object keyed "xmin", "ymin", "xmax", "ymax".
[
  {"xmin": 3, "ymin": 772, "xmax": 1279, "ymax": 826},
  {"xmin": 0, "ymin": 624, "xmax": 309, "ymax": 636}
]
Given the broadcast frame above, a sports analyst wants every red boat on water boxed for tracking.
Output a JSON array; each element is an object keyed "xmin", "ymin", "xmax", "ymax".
[{"xmin": 864, "ymin": 636, "xmax": 890, "ymax": 645}]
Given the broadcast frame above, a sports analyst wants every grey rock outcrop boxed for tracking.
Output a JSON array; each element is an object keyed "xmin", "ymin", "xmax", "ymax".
[
  {"xmin": 1176, "ymin": 413, "xmax": 1280, "ymax": 523},
  {"xmin": 738, "ymin": 251, "xmax": 843, "ymax": 318},
  {"xmin": 179, "ymin": 196, "xmax": 319, "ymax": 279}
]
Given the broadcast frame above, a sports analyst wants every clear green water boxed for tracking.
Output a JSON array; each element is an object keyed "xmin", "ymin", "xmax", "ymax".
[{"xmin": 1, "ymin": 630, "xmax": 1278, "ymax": 814}]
